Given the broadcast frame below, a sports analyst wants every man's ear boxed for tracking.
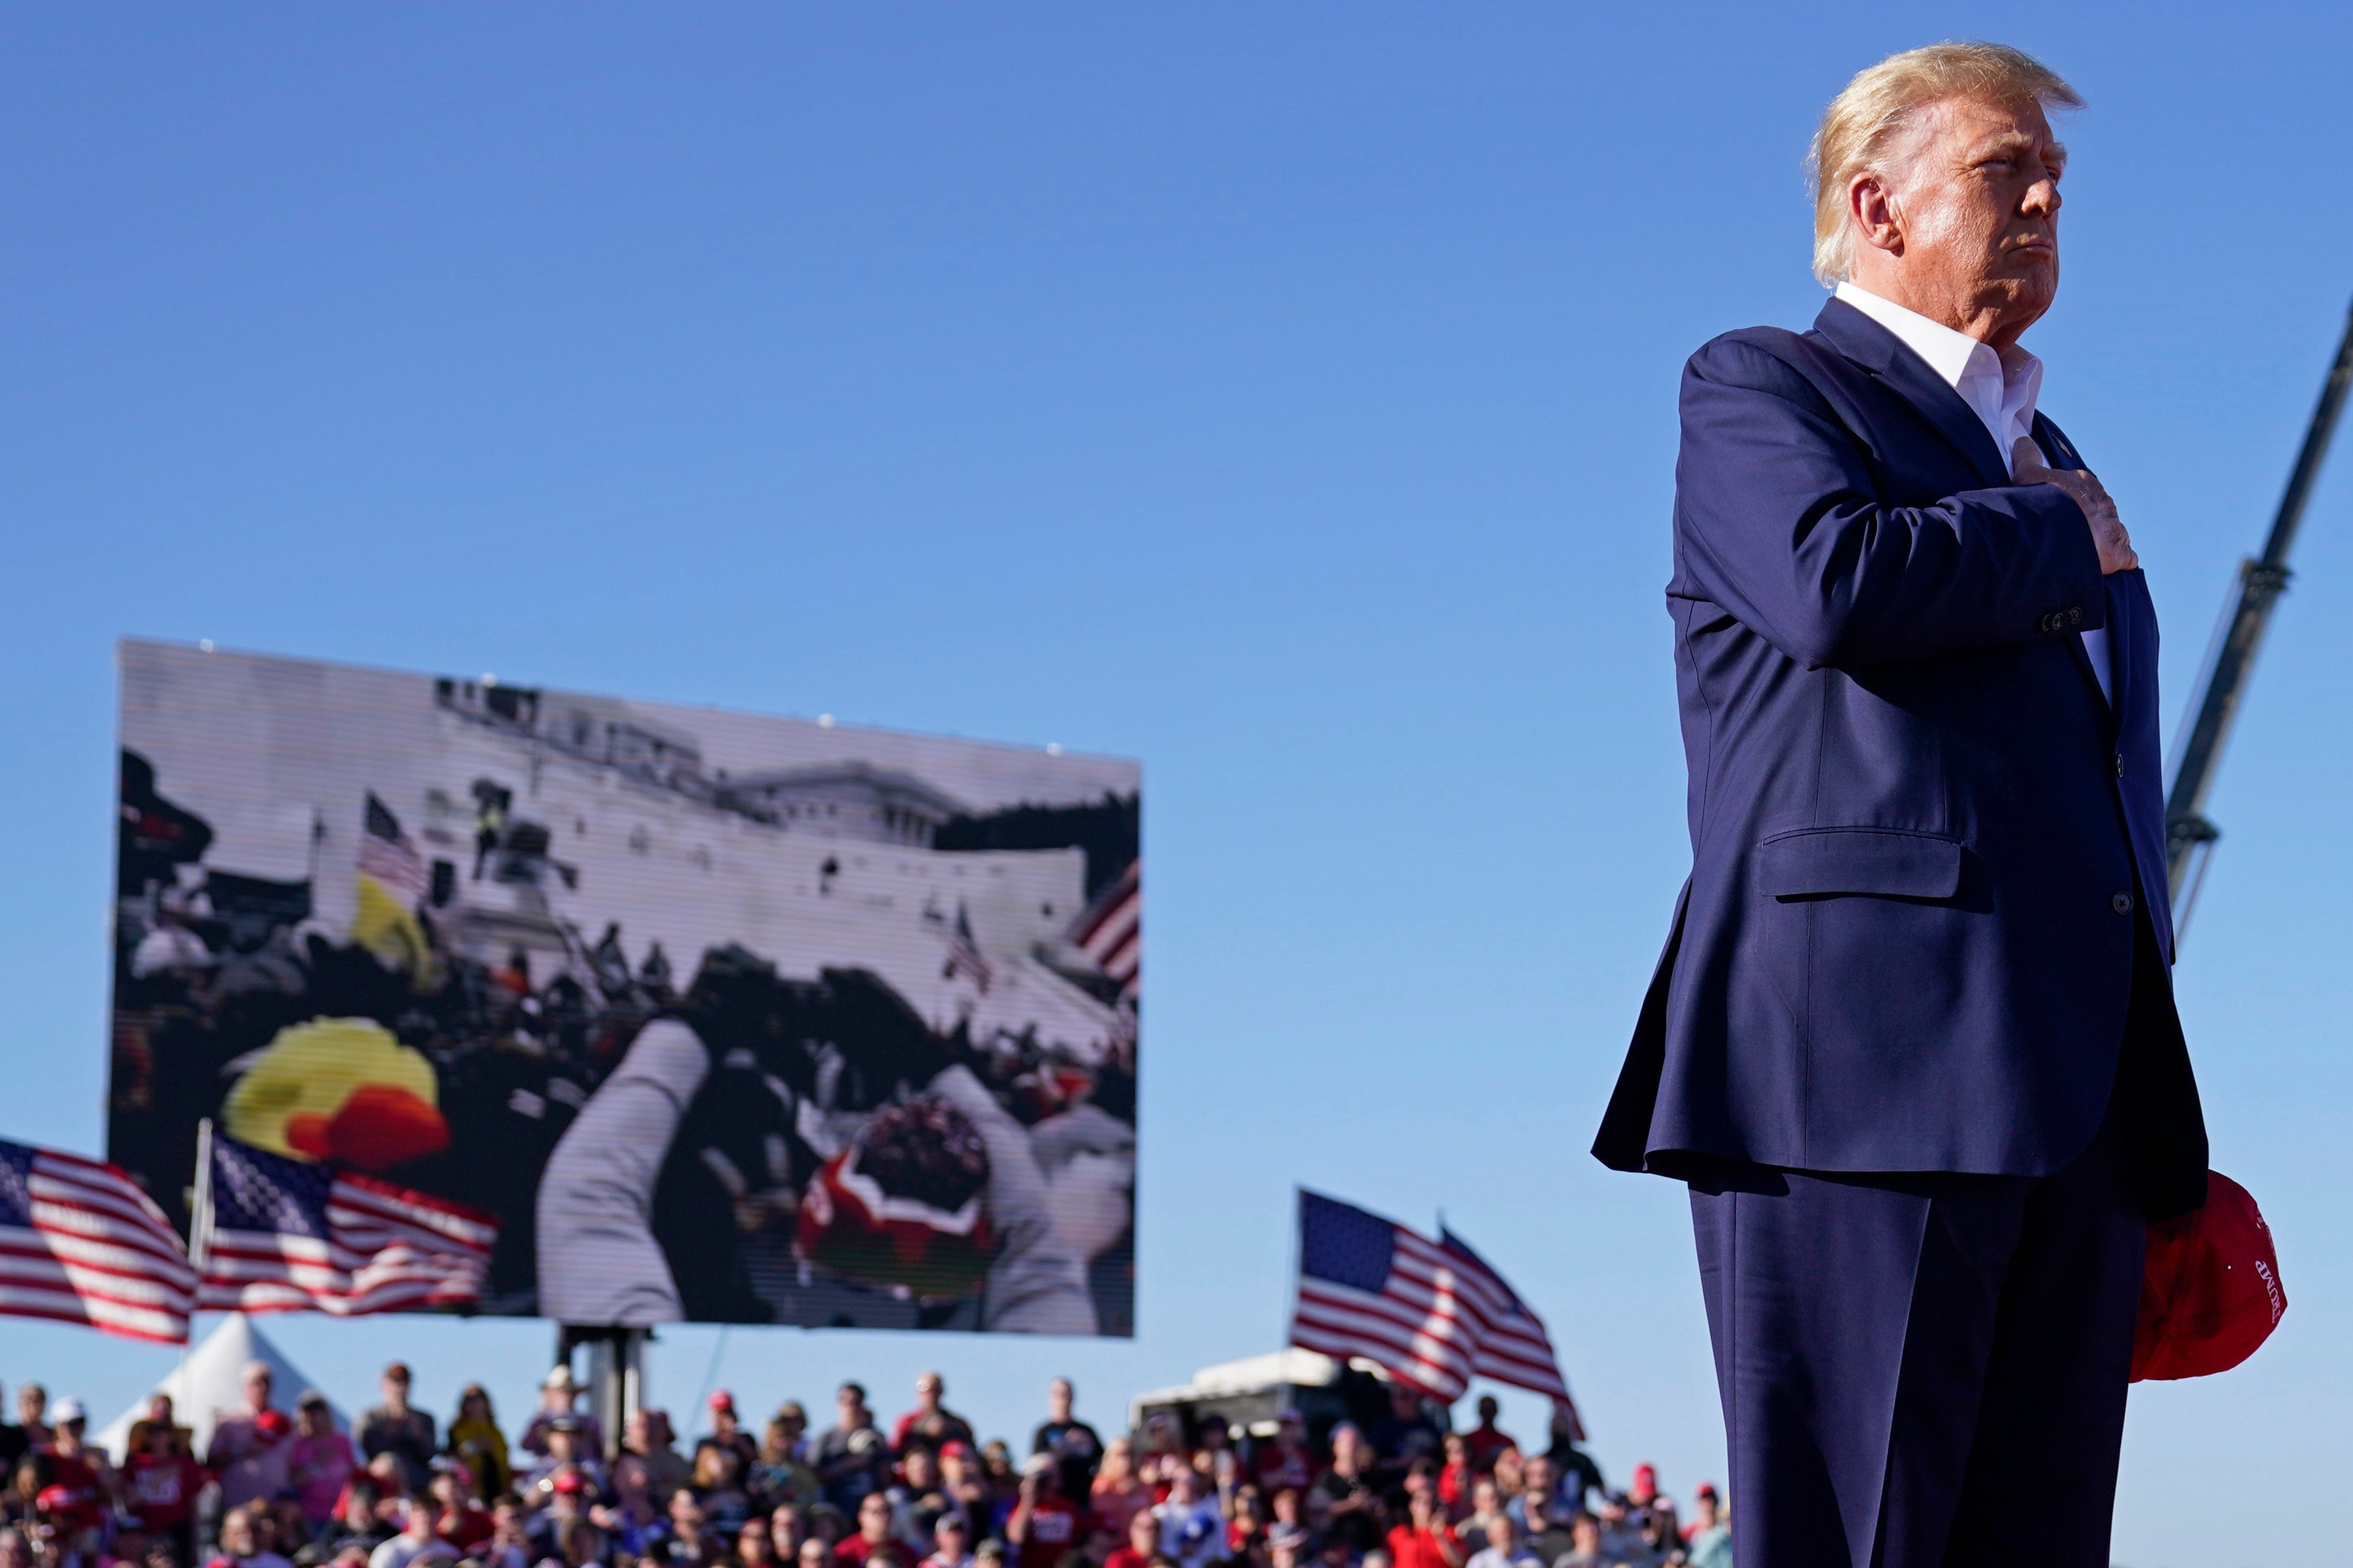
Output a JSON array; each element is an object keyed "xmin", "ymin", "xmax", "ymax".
[{"xmin": 1847, "ymin": 171, "xmax": 1905, "ymax": 257}]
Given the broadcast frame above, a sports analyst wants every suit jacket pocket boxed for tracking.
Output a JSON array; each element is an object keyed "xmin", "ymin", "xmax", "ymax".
[{"xmin": 1755, "ymin": 827, "xmax": 1960, "ymax": 900}]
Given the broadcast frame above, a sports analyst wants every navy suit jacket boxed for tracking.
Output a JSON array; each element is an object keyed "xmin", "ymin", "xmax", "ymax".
[{"xmin": 1594, "ymin": 299, "xmax": 2205, "ymax": 1197}]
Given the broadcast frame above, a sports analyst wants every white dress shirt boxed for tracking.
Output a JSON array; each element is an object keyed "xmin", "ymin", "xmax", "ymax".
[{"xmin": 1834, "ymin": 281, "xmax": 2112, "ymax": 703}]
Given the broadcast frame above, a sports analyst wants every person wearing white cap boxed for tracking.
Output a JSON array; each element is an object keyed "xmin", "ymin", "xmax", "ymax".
[{"xmin": 520, "ymin": 1367, "xmax": 603, "ymax": 1461}]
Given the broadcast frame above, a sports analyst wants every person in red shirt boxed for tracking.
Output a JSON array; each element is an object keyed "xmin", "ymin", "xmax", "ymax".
[
  {"xmin": 1458, "ymin": 1400, "xmax": 1515, "ymax": 1478},
  {"xmin": 1248, "ymin": 1413, "xmax": 1315, "ymax": 1499},
  {"xmin": 836, "ymin": 1493, "xmax": 898, "ymax": 1568},
  {"xmin": 38, "ymin": 1400, "xmax": 108, "ymax": 1542},
  {"xmin": 124, "ymin": 1413, "xmax": 209, "ymax": 1568},
  {"xmin": 1102, "ymin": 1506, "xmax": 1159, "ymax": 1568},
  {"xmin": 1005, "ymin": 1458, "xmax": 1084, "ymax": 1568},
  {"xmin": 889, "ymin": 1376, "xmax": 976, "ymax": 1461},
  {"xmin": 1385, "ymin": 1489, "xmax": 1465, "ymax": 1568},
  {"xmin": 1432, "ymin": 1437, "xmax": 1473, "ymax": 1519},
  {"xmin": 430, "ymin": 1462, "xmax": 493, "ymax": 1551}
]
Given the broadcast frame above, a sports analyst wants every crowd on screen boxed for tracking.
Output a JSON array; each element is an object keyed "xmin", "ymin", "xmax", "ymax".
[{"xmin": 0, "ymin": 1365, "xmax": 1729, "ymax": 1568}]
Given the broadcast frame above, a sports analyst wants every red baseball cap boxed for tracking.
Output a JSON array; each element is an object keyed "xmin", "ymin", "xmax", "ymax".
[
  {"xmin": 551, "ymin": 1471, "xmax": 587, "ymax": 1495},
  {"xmin": 1629, "ymin": 1464, "xmax": 1657, "ymax": 1500},
  {"xmin": 2132, "ymin": 1171, "xmax": 2287, "ymax": 1382},
  {"xmin": 710, "ymin": 1390, "xmax": 736, "ymax": 1410}
]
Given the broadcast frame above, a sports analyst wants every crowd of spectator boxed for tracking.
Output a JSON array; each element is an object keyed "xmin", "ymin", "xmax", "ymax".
[{"xmin": 0, "ymin": 1367, "xmax": 1729, "ymax": 1568}]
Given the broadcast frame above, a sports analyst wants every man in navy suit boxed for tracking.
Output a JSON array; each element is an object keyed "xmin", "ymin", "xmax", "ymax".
[{"xmin": 1591, "ymin": 43, "xmax": 2207, "ymax": 1568}]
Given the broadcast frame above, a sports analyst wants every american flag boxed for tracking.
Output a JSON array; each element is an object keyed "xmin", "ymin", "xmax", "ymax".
[
  {"xmin": 199, "ymin": 1134, "xmax": 496, "ymax": 1315},
  {"xmin": 942, "ymin": 902, "xmax": 995, "ymax": 994},
  {"xmin": 1440, "ymin": 1224, "xmax": 1585, "ymax": 1435},
  {"xmin": 0, "ymin": 1138, "xmax": 195, "ymax": 1344},
  {"xmin": 1290, "ymin": 1192, "xmax": 1580, "ymax": 1422},
  {"xmin": 359, "ymin": 793, "xmax": 430, "ymax": 902},
  {"xmin": 1070, "ymin": 860, "xmax": 1139, "ymax": 1000}
]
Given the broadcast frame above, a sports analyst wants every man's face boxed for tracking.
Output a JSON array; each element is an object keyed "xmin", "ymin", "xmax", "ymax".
[
  {"xmin": 245, "ymin": 1375, "xmax": 273, "ymax": 1411},
  {"xmin": 1525, "ymin": 1458, "xmax": 1554, "ymax": 1496},
  {"xmin": 1862, "ymin": 95, "xmax": 2066, "ymax": 345},
  {"xmin": 904, "ymin": 1451, "xmax": 938, "ymax": 1489},
  {"xmin": 858, "ymin": 1498, "xmax": 891, "ymax": 1543},
  {"xmin": 383, "ymin": 1376, "xmax": 409, "ymax": 1409},
  {"xmin": 1572, "ymin": 1520, "xmax": 1599, "ymax": 1551},
  {"xmin": 670, "ymin": 1492, "xmax": 704, "ymax": 1530},
  {"xmin": 916, "ymin": 1376, "xmax": 943, "ymax": 1411},
  {"xmin": 1046, "ymin": 1381, "xmax": 1072, "ymax": 1421},
  {"xmin": 221, "ymin": 1515, "xmax": 255, "ymax": 1556}
]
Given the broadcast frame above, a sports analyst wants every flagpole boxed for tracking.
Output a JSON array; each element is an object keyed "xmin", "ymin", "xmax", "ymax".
[
  {"xmin": 1280, "ymin": 1187, "xmax": 1301, "ymax": 1373},
  {"xmin": 189, "ymin": 1118, "xmax": 216, "ymax": 1274},
  {"xmin": 182, "ymin": 1117, "xmax": 216, "ymax": 1362}
]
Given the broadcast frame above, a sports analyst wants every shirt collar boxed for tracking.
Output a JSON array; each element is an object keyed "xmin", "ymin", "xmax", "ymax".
[
  {"xmin": 1833, "ymin": 281, "xmax": 2043, "ymax": 455},
  {"xmin": 1832, "ymin": 281, "xmax": 1999, "ymax": 388}
]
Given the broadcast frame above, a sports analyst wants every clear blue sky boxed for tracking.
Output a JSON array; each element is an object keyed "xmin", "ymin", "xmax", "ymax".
[{"xmin": 4, "ymin": 8, "xmax": 2349, "ymax": 1566}]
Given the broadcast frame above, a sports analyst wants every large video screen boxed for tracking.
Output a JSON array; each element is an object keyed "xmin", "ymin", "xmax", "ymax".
[{"xmin": 108, "ymin": 640, "xmax": 1139, "ymax": 1333}]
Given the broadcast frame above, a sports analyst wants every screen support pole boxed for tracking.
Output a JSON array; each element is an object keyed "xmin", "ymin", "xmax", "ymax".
[{"xmin": 558, "ymin": 1324, "xmax": 650, "ymax": 1462}]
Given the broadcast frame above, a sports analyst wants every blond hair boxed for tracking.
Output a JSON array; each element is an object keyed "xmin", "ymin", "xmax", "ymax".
[{"xmin": 1807, "ymin": 42, "xmax": 2080, "ymax": 285}]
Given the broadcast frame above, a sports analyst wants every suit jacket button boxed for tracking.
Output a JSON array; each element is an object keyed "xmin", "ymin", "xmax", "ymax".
[
  {"xmin": 2039, "ymin": 613, "xmax": 2055, "ymax": 632},
  {"xmin": 2069, "ymin": 607, "xmax": 2083, "ymax": 625},
  {"xmin": 2112, "ymin": 891, "xmax": 2134, "ymax": 915},
  {"xmin": 2115, "ymin": 752, "xmax": 2126, "ymax": 778}
]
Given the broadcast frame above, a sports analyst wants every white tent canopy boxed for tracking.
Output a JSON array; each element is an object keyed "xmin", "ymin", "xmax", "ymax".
[{"xmin": 96, "ymin": 1313, "xmax": 348, "ymax": 1463}]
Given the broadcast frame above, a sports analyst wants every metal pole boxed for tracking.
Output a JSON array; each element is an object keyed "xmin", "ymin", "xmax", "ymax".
[{"xmin": 2164, "ymin": 296, "xmax": 2353, "ymax": 924}]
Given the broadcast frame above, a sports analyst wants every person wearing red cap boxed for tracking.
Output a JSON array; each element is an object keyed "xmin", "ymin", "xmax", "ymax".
[
  {"xmin": 1682, "ymin": 1485, "xmax": 1732, "ymax": 1568},
  {"xmin": 697, "ymin": 1392, "xmax": 759, "ymax": 1472},
  {"xmin": 208, "ymin": 1364, "xmax": 292, "ymax": 1511}
]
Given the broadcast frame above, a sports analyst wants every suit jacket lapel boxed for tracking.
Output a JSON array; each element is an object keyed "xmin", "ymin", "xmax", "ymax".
[
  {"xmin": 2032, "ymin": 413, "xmax": 2119, "ymax": 717},
  {"xmin": 1815, "ymin": 299, "xmax": 2013, "ymax": 488}
]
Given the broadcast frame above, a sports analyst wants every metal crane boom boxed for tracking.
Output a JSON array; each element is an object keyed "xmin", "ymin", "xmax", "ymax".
[{"xmin": 2164, "ymin": 297, "xmax": 2353, "ymax": 933}]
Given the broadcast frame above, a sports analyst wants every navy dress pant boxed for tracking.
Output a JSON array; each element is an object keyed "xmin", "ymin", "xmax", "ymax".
[
  {"xmin": 1682, "ymin": 910, "xmax": 2205, "ymax": 1567},
  {"xmin": 1689, "ymin": 1102, "xmax": 2143, "ymax": 1567}
]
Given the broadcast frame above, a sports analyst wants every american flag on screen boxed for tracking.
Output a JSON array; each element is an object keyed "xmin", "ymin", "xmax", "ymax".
[
  {"xmin": 942, "ymin": 902, "xmax": 995, "ymax": 994},
  {"xmin": 1071, "ymin": 860, "xmax": 1139, "ymax": 1000},
  {"xmin": 1290, "ymin": 1191, "xmax": 1580, "ymax": 1423},
  {"xmin": 0, "ymin": 1138, "xmax": 195, "ymax": 1344},
  {"xmin": 359, "ymin": 792, "xmax": 430, "ymax": 902},
  {"xmin": 200, "ymin": 1134, "xmax": 496, "ymax": 1315}
]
